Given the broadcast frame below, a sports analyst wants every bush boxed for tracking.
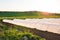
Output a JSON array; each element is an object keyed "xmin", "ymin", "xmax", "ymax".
[{"xmin": 0, "ymin": 29, "xmax": 45, "ymax": 40}]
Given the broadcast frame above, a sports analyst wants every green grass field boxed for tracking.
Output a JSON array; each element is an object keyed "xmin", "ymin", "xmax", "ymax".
[
  {"xmin": 0, "ymin": 11, "xmax": 60, "ymax": 19},
  {"xmin": 0, "ymin": 11, "xmax": 39, "ymax": 19},
  {"xmin": 0, "ymin": 11, "xmax": 38, "ymax": 17}
]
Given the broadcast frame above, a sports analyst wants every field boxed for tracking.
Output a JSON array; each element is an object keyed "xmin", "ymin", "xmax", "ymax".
[
  {"xmin": 0, "ymin": 11, "xmax": 60, "ymax": 40},
  {"xmin": 0, "ymin": 11, "xmax": 38, "ymax": 19},
  {"xmin": 0, "ymin": 11, "xmax": 60, "ymax": 19}
]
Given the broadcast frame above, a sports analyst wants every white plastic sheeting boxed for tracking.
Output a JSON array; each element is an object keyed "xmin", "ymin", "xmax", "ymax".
[{"xmin": 3, "ymin": 18, "xmax": 60, "ymax": 34}]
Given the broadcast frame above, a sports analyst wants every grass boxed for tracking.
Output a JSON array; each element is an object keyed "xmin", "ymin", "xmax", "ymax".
[
  {"xmin": 0, "ymin": 11, "xmax": 38, "ymax": 17},
  {"xmin": 0, "ymin": 11, "xmax": 60, "ymax": 19},
  {"xmin": 0, "ymin": 11, "xmax": 39, "ymax": 19}
]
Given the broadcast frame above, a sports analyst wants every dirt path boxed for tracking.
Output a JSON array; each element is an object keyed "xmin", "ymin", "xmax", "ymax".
[{"xmin": 30, "ymin": 29, "xmax": 60, "ymax": 40}]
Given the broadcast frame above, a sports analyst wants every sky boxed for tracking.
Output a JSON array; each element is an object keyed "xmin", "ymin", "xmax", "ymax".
[{"xmin": 0, "ymin": 0, "xmax": 60, "ymax": 13}]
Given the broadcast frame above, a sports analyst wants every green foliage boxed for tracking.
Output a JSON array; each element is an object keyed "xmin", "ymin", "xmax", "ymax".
[
  {"xmin": 0, "ymin": 11, "xmax": 38, "ymax": 17},
  {"xmin": 0, "ymin": 11, "xmax": 60, "ymax": 19},
  {"xmin": 0, "ymin": 11, "xmax": 39, "ymax": 19},
  {"xmin": 0, "ymin": 29, "xmax": 45, "ymax": 40}
]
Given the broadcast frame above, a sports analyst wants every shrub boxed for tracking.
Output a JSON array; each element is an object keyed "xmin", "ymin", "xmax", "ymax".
[{"xmin": 0, "ymin": 29, "xmax": 45, "ymax": 40}]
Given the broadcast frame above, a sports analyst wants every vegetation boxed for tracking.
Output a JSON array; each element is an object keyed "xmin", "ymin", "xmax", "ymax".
[
  {"xmin": 0, "ymin": 11, "xmax": 60, "ymax": 19},
  {"xmin": 0, "ymin": 21, "xmax": 45, "ymax": 40},
  {"xmin": 0, "ymin": 11, "xmax": 60, "ymax": 40},
  {"xmin": 0, "ymin": 11, "xmax": 38, "ymax": 19}
]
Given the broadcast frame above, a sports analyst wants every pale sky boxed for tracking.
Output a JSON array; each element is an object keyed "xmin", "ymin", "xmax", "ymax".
[{"xmin": 0, "ymin": 0, "xmax": 60, "ymax": 13}]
